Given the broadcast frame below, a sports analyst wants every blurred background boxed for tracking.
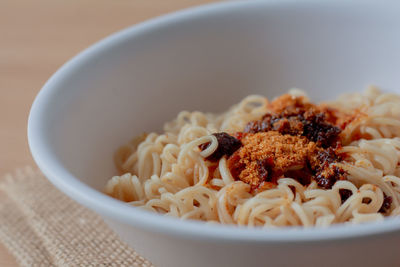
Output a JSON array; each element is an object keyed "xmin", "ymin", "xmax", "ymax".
[{"xmin": 0, "ymin": 0, "xmax": 220, "ymax": 265}]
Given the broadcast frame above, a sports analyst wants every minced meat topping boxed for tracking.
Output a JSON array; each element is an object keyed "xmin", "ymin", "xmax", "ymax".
[
  {"xmin": 244, "ymin": 94, "xmax": 341, "ymax": 148},
  {"xmin": 200, "ymin": 94, "xmax": 347, "ymax": 191}
]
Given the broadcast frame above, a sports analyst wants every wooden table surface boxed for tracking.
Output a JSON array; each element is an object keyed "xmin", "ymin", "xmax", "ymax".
[{"xmin": 0, "ymin": 1, "xmax": 220, "ymax": 265}]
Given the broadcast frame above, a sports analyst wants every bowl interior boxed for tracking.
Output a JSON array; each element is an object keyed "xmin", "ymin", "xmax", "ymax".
[{"xmin": 31, "ymin": 1, "xmax": 400, "ymax": 196}]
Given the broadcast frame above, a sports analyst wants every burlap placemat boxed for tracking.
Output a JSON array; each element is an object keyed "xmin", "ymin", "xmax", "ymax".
[{"xmin": 0, "ymin": 167, "xmax": 154, "ymax": 267}]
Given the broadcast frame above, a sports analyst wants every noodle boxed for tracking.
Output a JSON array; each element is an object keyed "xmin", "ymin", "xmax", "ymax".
[{"xmin": 105, "ymin": 87, "xmax": 400, "ymax": 227}]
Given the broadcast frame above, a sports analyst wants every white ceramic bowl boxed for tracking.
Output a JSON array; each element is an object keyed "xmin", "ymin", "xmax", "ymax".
[{"xmin": 28, "ymin": 1, "xmax": 400, "ymax": 266}]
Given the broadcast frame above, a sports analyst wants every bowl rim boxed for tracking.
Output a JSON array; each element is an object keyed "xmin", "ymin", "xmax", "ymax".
[{"xmin": 28, "ymin": 0, "xmax": 400, "ymax": 243}]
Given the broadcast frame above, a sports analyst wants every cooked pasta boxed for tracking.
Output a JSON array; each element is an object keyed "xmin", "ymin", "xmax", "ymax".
[{"xmin": 105, "ymin": 86, "xmax": 400, "ymax": 227}]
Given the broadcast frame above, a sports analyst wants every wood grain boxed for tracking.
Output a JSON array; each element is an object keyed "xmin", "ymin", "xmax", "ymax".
[{"xmin": 0, "ymin": 0, "xmax": 220, "ymax": 265}]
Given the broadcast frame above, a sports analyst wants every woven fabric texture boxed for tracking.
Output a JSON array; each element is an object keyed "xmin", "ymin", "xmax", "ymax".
[{"xmin": 0, "ymin": 167, "xmax": 154, "ymax": 267}]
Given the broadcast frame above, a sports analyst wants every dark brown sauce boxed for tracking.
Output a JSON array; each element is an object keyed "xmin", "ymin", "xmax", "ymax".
[
  {"xmin": 339, "ymin": 189, "xmax": 353, "ymax": 203},
  {"xmin": 379, "ymin": 194, "xmax": 393, "ymax": 213},
  {"xmin": 199, "ymin": 132, "xmax": 241, "ymax": 162}
]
